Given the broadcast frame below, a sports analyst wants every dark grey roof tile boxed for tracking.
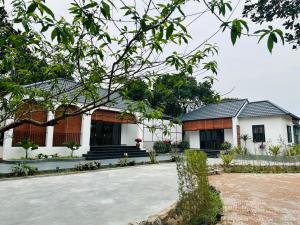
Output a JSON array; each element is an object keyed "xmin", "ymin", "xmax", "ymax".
[{"xmin": 182, "ymin": 99, "xmax": 248, "ymax": 121}]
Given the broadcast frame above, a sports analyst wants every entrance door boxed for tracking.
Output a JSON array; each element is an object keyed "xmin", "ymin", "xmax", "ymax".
[
  {"xmin": 200, "ymin": 129, "xmax": 224, "ymax": 150},
  {"xmin": 90, "ymin": 121, "xmax": 121, "ymax": 146}
]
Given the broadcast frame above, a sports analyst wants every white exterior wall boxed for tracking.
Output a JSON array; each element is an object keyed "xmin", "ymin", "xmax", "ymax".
[
  {"xmin": 1, "ymin": 113, "xmax": 182, "ymax": 159},
  {"xmin": 238, "ymin": 115, "xmax": 295, "ymax": 155},
  {"xmin": 184, "ymin": 131, "xmax": 200, "ymax": 149},
  {"xmin": 142, "ymin": 119, "xmax": 182, "ymax": 151},
  {"xmin": 224, "ymin": 129, "xmax": 233, "ymax": 145},
  {"xmin": 121, "ymin": 123, "xmax": 140, "ymax": 146}
]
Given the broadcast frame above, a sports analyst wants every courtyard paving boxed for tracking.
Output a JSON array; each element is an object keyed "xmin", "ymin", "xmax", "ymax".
[
  {"xmin": 209, "ymin": 173, "xmax": 300, "ymax": 225},
  {"xmin": 1, "ymin": 163, "xmax": 299, "ymax": 225},
  {"xmin": 0, "ymin": 163, "xmax": 178, "ymax": 225}
]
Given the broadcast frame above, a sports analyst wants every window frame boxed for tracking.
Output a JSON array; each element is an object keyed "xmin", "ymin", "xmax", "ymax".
[
  {"xmin": 252, "ymin": 125, "xmax": 266, "ymax": 143},
  {"xmin": 287, "ymin": 125, "xmax": 292, "ymax": 143}
]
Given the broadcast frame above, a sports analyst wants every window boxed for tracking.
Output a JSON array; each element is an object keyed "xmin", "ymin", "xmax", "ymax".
[
  {"xmin": 287, "ymin": 126, "xmax": 292, "ymax": 143},
  {"xmin": 252, "ymin": 125, "xmax": 265, "ymax": 143}
]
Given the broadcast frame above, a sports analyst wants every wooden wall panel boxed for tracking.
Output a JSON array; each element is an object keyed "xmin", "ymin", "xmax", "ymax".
[
  {"xmin": 91, "ymin": 109, "xmax": 136, "ymax": 124},
  {"xmin": 53, "ymin": 106, "xmax": 82, "ymax": 146},
  {"xmin": 237, "ymin": 125, "xmax": 241, "ymax": 146},
  {"xmin": 13, "ymin": 103, "xmax": 47, "ymax": 146},
  {"xmin": 183, "ymin": 118, "xmax": 232, "ymax": 131}
]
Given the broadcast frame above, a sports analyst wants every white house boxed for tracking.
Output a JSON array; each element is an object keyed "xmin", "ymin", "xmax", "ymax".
[
  {"xmin": 0, "ymin": 79, "xmax": 182, "ymax": 160},
  {"xmin": 182, "ymin": 99, "xmax": 300, "ymax": 155}
]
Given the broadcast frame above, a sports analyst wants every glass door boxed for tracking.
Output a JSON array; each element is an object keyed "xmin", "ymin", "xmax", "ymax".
[{"xmin": 90, "ymin": 121, "xmax": 121, "ymax": 146}]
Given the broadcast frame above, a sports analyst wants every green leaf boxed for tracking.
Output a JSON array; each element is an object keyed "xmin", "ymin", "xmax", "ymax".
[
  {"xmin": 82, "ymin": 2, "xmax": 98, "ymax": 9},
  {"xmin": 267, "ymin": 34, "xmax": 274, "ymax": 53},
  {"xmin": 39, "ymin": 3, "xmax": 55, "ymax": 18},
  {"xmin": 187, "ymin": 65, "xmax": 193, "ymax": 74},
  {"xmin": 51, "ymin": 27, "xmax": 58, "ymax": 40},
  {"xmin": 27, "ymin": 2, "xmax": 38, "ymax": 14},
  {"xmin": 274, "ymin": 29, "xmax": 285, "ymax": 44},
  {"xmin": 231, "ymin": 26, "xmax": 238, "ymax": 45},
  {"xmin": 101, "ymin": 2, "xmax": 110, "ymax": 19},
  {"xmin": 166, "ymin": 23, "xmax": 174, "ymax": 40}
]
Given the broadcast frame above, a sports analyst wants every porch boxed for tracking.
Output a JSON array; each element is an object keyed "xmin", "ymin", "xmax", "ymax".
[
  {"xmin": 183, "ymin": 117, "xmax": 240, "ymax": 156},
  {"xmin": 1, "ymin": 106, "xmax": 144, "ymax": 160}
]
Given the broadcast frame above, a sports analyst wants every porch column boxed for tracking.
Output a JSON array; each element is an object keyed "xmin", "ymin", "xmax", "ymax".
[
  {"xmin": 232, "ymin": 117, "xmax": 239, "ymax": 147},
  {"xmin": 80, "ymin": 113, "xmax": 91, "ymax": 148},
  {"xmin": 3, "ymin": 119, "xmax": 14, "ymax": 160},
  {"xmin": 3, "ymin": 119, "xmax": 14, "ymax": 149},
  {"xmin": 46, "ymin": 111, "xmax": 54, "ymax": 147}
]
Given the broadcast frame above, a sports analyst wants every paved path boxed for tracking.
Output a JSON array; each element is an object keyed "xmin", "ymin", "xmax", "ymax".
[
  {"xmin": 0, "ymin": 163, "xmax": 178, "ymax": 225},
  {"xmin": 209, "ymin": 173, "xmax": 300, "ymax": 225}
]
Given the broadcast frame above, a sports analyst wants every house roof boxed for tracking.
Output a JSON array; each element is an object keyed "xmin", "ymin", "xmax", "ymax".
[
  {"xmin": 238, "ymin": 100, "xmax": 300, "ymax": 120},
  {"xmin": 24, "ymin": 78, "xmax": 127, "ymax": 110},
  {"xmin": 181, "ymin": 99, "xmax": 248, "ymax": 121}
]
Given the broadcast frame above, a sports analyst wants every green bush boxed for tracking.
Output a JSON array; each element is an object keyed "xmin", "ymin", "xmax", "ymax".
[
  {"xmin": 153, "ymin": 141, "xmax": 171, "ymax": 153},
  {"xmin": 285, "ymin": 144, "xmax": 300, "ymax": 156},
  {"xmin": 176, "ymin": 150, "xmax": 223, "ymax": 225},
  {"xmin": 148, "ymin": 150, "xmax": 157, "ymax": 164},
  {"xmin": 219, "ymin": 151, "xmax": 235, "ymax": 167},
  {"xmin": 119, "ymin": 153, "xmax": 129, "ymax": 167},
  {"xmin": 75, "ymin": 161, "xmax": 101, "ymax": 171},
  {"xmin": 63, "ymin": 141, "xmax": 80, "ymax": 157},
  {"xmin": 232, "ymin": 146, "xmax": 243, "ymax": 155},
  {"xmin": 269, "ymin": 145, "xmax": 281, "ymax": 156},
  {"xmin": 178, "ymin": 141, "xmax": 190, "ymax": 151},
  {"xmin": 16, "ymin": 139, "xmax": 39, "ymax": 159},
  {"xmin": 11, "ymin": 163, "xmax": 38, "ymax": 176},
  {"xmin": 37, "ymin": 153, "xmax": 48, "ymax": 159},
  {"xmin": 220, "ymin": 141, "xmax": 232, "ymax": 152}
]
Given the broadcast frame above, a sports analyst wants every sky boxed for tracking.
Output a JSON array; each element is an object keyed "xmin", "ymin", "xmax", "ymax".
[{"xmin": 5, "ymin": 0, "xmax": 300, "ymax": 115}]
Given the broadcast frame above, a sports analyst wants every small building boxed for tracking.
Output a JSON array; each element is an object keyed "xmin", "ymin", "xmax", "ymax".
[
  {"xmin": 182, "ymin": 99, "xmax": 300, "ymax": 155},
  {"xmin": 0, "ymin": 79, "xmax": 182, "ymax": 160}
]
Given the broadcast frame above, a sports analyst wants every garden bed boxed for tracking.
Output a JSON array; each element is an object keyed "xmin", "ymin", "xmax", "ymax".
[
  {"xmin": 3, "ymin": 157, "xmax": 84, "ymax": 164},
  {"xmin": 223, "ymin": 164, "xmax": 300, "ymax": 173}
]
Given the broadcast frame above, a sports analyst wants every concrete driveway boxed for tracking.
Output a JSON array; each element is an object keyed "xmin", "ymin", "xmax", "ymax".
[
  {"xmin": 209, "ymin": 173, "xmax": 300, "ymax": 225},
  {"xmin": 0, "ymin": 163, "xmax": 178, "ymax": 225}
]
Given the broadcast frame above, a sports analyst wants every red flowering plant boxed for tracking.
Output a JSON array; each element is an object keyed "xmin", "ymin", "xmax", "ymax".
[{"xmin": 135, "ymin": 138, "xmax": 142, "ymax": 143}]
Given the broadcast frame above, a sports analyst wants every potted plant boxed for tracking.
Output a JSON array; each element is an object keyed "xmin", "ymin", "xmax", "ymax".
[{"xmin": 135, "ymin": 138, "xmax": 142, "ymax": 148}]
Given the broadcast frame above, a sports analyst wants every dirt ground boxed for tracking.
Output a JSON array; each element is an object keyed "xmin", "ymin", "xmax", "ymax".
[{"xmin": 209, "ymin": 173, "xmax": 300, "ymax": 225}]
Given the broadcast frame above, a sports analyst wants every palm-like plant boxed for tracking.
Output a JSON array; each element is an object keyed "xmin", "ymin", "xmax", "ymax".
[
  {"xmin": 269, "ymin": 145, "xmax": 281, "ymax": 157},
  {"xmin": 16, "ymin": 139, "xmax": 39, "ymax": 159},
  {"xmin": 240, "ymin": 134, "xmax": 251, "ymax": 154}
]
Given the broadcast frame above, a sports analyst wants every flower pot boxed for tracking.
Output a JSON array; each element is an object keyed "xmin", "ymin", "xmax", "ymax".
[{"xmin": 136, "ymin": 143, "xmax": 140, "ymax": 149}]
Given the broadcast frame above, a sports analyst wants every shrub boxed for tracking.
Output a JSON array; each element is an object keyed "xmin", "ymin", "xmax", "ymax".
[
  {"xmin": 148, "ymin": 150, "xmax": 157, "ymax": 164},
  {"xmin": 153, "ymin": 140, "xmax": 171, "ymax": 153},
  {"xmin": 119, "ymin": 153, "xmax": 129, "ymax": 167},
  {"xmin": 170, "ymin": 148, "xmax": 180, "ymax": 162},
  {"xmin": 11, "ymin": 163, "xmax": 38, "ymax": 176},
  {"xmin": 16, "ymin": 139, "xmax": 39, "ymax": 159},
  {"xmin": 220, "ymin": 141, "xmax": 232, "ymax": 152},
  {"xmin": 178, "ymin": 140, "xmax": 190, "ymax": 151},
  {"xmin": 37, "ymin": 153, "xmax": 48, "ymax": 159},
  {"xmin": 219, "ymin": 151, "xmax": 235, "ymax": 167},
  {"xmin": 64, "ymin": 141, "xmax": 80, "ymax": 157},
  {"xmin": 176, "ymin": 150, "xmax": 223, "ymax": 225},
  {"xmin": 285, "ymin": 144, "xmax": 300, "ymax": 156},
  {"xmin": 232, "ymin": 146, "xmax": 243, "ymax": 155},
  {"xmin": 75, "ymin": 161, "xmax": 101, "ymax": 171},
  {"xmin": 269, "ymin": 145, "xmax": 281, "ymax": 156}
]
